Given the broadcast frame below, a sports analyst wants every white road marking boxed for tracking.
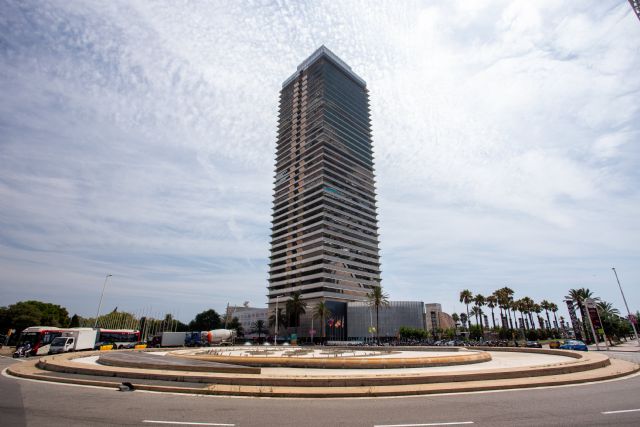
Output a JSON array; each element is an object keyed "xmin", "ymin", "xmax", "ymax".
[
  {"xmin": 142, "ymin": 421, "xmax": 234, "ymax": 426},
  {"xmin": 602, "ymin": 408, "xmax": 640, "ymax": 415},
  {"xmin": 374, "ymin": 423, "xmax": 473, "ymax": 427},
  {"xmin": 0, "ymin": 354, "xmax": 26, "ymax": 361}
]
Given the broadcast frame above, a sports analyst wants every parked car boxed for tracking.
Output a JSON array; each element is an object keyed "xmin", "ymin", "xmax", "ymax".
[
  {"xmin": 559, "ymin": 339, "xmax": 588, "ymax": 351},
  {"xmin": 548, "ymin": 340, "xmax": 561, "ymax": 349},
  {"xmin": 525, "ymin": 341, "xmax": 542, "ymax": 348}
]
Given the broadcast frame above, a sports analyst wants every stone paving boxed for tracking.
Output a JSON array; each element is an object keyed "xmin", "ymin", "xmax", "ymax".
[{"xmin": 258, "ymin": 351, "xmax": 574, "ymax": 377}]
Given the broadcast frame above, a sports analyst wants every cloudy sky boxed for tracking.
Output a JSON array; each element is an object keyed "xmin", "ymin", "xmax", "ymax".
[{"xmin": 1, "ymin": 1, "xmax": 639, "ymax": 322}]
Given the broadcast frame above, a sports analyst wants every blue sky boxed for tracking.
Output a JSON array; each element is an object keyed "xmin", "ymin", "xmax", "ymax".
[{"xmin": 1, "ymin": 1, "xmax": 639, "ymax": 322}]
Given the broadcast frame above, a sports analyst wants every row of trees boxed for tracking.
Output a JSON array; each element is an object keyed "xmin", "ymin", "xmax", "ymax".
[
  {"xmin": 456, "ymin": 287, "xmax": 638, "ymax": 344},
  {"xmin": 458, "ymin": 287, "xmax": 561, "ymax": 335},
  {"xmin": 0, "ymin": 301, "xmax": 244, "ymax": 341}
]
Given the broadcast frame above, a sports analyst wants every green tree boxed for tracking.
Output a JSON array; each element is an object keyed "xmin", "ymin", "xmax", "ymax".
[
  {"xmin": 250, "ymin": 320, "xmax": 267, "ymax": 342},
  {"xmin": 567, "ymin": 288, "xmax": 599, "ymax": 342},
  {"xmin": 228, "ymin": 317, "xmax": 244, "ymax": 337},
  {"xmin": 189, "ymin": 309, "xmax": 222, "ymax": 331},
  {"xmin": 268, "ymin": 307, "xmax": 287, "ymax": 333},
  {"xmin": 495, "ymin": 287, "xmax": 515, "ymax": 329},
  {"xmin": 540, "ymin": 300, "xmax": 552, "ymax": 330},
  {"xmin": 459, "ymin": 290, "xmax": 473, "ymax": 329},
  {"xmin": 471, "ymin": 306, "xmax": 483, "ymax": 331},
  {"xmin": 486, "ymin": 295, "xmax": 497, "ymax": 329},
  {"xmin": 313, "ymin": 301, "xmax": 332, "ymax": 339},
  {"xmin": 474, "ymin": 294, "xmax": 485, "ymax": 333},
  {"xmin": 399, "ymin": 326, "xmax": 427, "ymax": 340},
  {"xmin": 549, "ymin": 302, "xmax": 559, "ymax": 332},
  {"xmin": 451, "ymin": 313, "xmax": 460, "ymax": 335},
  {"xmin": 86, "ymin": 310, "xmax": 137, "ymax": 330},
  {"xmin": 597, "ymin": 301, "xmax": 620, "ymax": 345},
  {"xmin": 469, "ymin": 324, "xmax": 482, "ymax": 340},
  {"xmin": 519, "ymin": 297, "xmax": 535, "ymax": 329},
  {"xmin": 515, "ymin": 299, "xmax": 526, "ymax": 329},
  {"xmin": 69, "ymin": 314, "xmax": 80, "ymax": 328},
  {"xmin": 0, "ymin": 300, "xmax": 70, "ymax": 332},
  {"xmin": 285, "ymin": 292, "xmax": 307, "ymax": 337},
  {"xmin": 367, "ymin": 286, "xmax": 390, "ymax": 344},
  {"xmin": 533, "ymin": 303, "xmax": 542, "ymax": 329},
  {"xmin": 459, "ymin": 313, "xmax": 468, "ymax": 332}
]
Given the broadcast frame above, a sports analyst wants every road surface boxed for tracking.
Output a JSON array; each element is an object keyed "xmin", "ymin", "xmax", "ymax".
[{"xmin": 1, "ymin": 353, "xmax": 639, "ymax": 426}]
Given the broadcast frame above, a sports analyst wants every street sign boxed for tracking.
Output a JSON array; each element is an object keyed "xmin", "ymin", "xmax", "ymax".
[
  {"xmin": 309, "ymin": 329, "xmax": 316, "ymax": 335},
  {"xmin": 585, "ymin": 298, "xmax": 598, "ymax": 309}
]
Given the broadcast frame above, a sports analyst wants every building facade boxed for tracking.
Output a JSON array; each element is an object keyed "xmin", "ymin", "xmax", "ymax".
[
  {"xmin": 268, "ymin": 46, "xmax": 382, "ymax": 337},
  {"xmin": 225, "ymin": 305, "xmax": 268, "ymax": 338},
  {"xmin": 424, "ymin": 303, "xmax": 442, "ymax": 333},
  {"xmin": 347, "ymin": 301, "xmax": 425, "ymax": 340}
]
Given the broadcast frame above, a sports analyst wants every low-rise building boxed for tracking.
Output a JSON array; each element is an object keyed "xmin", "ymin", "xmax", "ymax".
[{"xmin": 226, "ymin": 304, "xmax": 268, "ymax": 338}]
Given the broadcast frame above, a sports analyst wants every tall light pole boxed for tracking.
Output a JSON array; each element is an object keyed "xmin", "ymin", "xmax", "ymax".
[
  {"xmin": 274, "ymin": 295, "xmax": 280, "ymax": 346},
  {"xmin": 612, "ymin": 268, "xmax": 640, "ymax": 346},
  {"xmin": 94, "ymin": 274, "xmax": 112, "ymax": 329}
]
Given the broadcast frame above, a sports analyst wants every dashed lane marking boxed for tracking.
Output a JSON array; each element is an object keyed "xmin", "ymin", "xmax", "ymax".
[
  {"xmin": 374, "ymin": 422, "xmax": 474, "ymax": 427},
  {"xmin": 601, "ymin": 408, "xmax": 640, "ymax": 415},
  {"xmin": 142, "ymin": 421, "xmax": 235, "ymax": 426}
]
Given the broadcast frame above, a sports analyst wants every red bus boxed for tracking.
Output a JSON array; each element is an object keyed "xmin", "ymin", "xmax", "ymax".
[
  {"xmin": 16, "ymin": 326, "xmax": 66, "ymax": 356},
  {"xmin": 96, "ymin": 329, "xmax": 140, "ymax": 349}
]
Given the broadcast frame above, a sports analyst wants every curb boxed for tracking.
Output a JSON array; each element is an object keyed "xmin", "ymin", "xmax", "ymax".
[{"xmin": 7, "ymin": 358, "xmax": 639, "ymax": 398}]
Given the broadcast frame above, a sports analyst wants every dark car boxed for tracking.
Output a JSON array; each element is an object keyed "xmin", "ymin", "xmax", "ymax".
[
  {"xmin": 559, "ymin": 339, "xmax": 588, "ymax": 351},
  {"xmin": 525, "ymin": 341, "xmax": 542, "ymax": 348}
]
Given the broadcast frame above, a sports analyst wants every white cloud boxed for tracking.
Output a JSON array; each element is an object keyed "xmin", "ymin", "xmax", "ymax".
[{"xmin": 1, "ymin": 1, "xmax": 639, "ymax": 321}]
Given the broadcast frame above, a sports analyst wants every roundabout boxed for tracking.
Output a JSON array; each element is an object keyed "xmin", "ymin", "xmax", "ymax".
[{"xmin": 6, "ymin": 345, "xmax": 638, "ymax": 398}]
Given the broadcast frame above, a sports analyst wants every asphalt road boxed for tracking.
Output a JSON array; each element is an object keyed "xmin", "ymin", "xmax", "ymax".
[{"xmin": 1, "ymin": 354, "xmax": 639, "ymax": 427}]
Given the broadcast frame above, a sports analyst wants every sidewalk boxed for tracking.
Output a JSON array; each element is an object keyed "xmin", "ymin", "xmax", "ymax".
[{"xmin": 589, "ymin": 340, "xmax": 640, "ymax": 352}]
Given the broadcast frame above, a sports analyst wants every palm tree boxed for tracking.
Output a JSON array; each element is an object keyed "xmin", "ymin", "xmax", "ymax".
[
  {"xmin": 474, "ymin": 294, "xmax": 486, "ymax": 333},
  {"xmin": 540, "ymin": 300, "xmax": 552, "ymax": 330},
  {"xmin": 510, "ymin": 299, "xmax": 520, "ymax": 329},
  {"xmin": 452, "ymin": 313, "xmax": 460, "ymax": 335},
  {"xmin": 533, "ymin": 303, "xmax": 542, "ymax": 329},
  {"xmin": 471, "ymin": 306, "xmax": 483, "ymax": 331},
  {"xmin": 459, "ymin": 290, "xmax": 473, "ymax": 329},
  {"xmin": 549, "ymin": 302, "xmax": 559, "ymax": 330},
  {"xmin": 459, "ymin": 313, "xmax": 468, "ymax": 333},
  {"xmin": 367, "ymin": 286, "xmax": 389, "ymax": 344},
  {"xmin": 567, "ymin": 288, "xmax": 599, "ymax": 342},
  {"xmin": 251, "ymin": 320, "xmax": 267, "ymax": 343},
  {"xmin": 497, "ymin": 287, "xmax": 515, "ymax": 329},
  {"xmin": 268, "ymin": 307, "xmax": 287, "ymax": 334},
  {"xmin": 597, "ymin": 301, "xmax": 621, "ymax": 346},
  {"xmin": 486, "ymin": 295, "xmax": 497, "ymax": 329},
  {"xmin": 519, "ymin": 297, "xmax": 535, "ymax": 329},
  {"xmin": 286, "ymin": 292, "xmax": 307, "ymax": 337},
  {"xmin": 313, "ymin": 301, "xmax": 332, "ymax": 340},
  {"xmin": 515, "ymin": 299, "xmax": 525, "ymax": 329}
]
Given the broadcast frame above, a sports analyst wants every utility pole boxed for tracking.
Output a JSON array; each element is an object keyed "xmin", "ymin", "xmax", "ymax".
[
  {"xmin": 94, "ymin": 274, "xmax": 112, "ymax": 328},
  {"xmin": 612, "ymin": 268, "xmax": 640, "ymax": 346}
]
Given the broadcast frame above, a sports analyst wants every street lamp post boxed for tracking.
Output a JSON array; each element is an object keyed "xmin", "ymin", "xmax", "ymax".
[
  {"xmin": 612, "ymin": 268, "xmax": 640, "ymax": 347},
  {"xmin": 274, "ymin": 295, "xmax": 280, "ymax": 346},
  {"xmin": 94, "ymin": 274, "xmax": 112, "ymax": 329}
]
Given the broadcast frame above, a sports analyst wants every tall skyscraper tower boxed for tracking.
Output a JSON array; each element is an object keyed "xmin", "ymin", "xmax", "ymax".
[{"xmin": 268, "ymin": 46, "xmax": 382, "ymax": 334}]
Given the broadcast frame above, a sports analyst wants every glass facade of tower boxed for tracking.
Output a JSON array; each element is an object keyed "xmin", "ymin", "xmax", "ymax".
[{"xmin": 268, "ymin": 46, "xmax": 382, "ymax": 316}]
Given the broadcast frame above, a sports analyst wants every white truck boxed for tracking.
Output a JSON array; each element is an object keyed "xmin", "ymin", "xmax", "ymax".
[
  {"xmin": 158, "ymin": 331, "xmax": 187, "ymax": 347},
  {"xmin": 48, "ymin": 328, "xmax": 98, "ymax": 354}
]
